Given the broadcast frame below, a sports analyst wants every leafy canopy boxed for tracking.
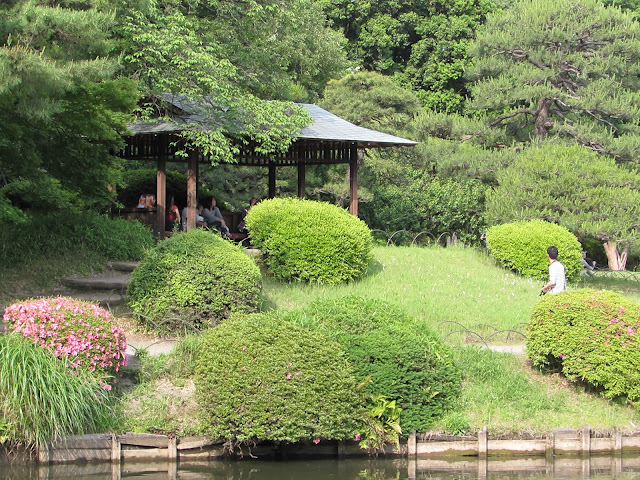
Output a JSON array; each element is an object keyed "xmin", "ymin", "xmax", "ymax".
[
  {"xmin": 468, "ymin": 0, "xmax": 640, "ymax": 162},
  {"xmin": 486, "ymin": 144, "xmax": 640, "ymax": 254}
]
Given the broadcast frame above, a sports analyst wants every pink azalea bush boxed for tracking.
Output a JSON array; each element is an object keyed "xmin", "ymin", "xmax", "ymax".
[
  {"xmin": 528, "ymin": 289, "xmax": 640, "ymax": 400},
  {"xmin": 3, "ymin": 297, "xmax": 127, "ymax": 383}
]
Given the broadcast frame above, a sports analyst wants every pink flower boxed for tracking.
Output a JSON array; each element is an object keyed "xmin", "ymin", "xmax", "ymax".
[
  {"xmin": 628, "ymin": 326, "xmax": 636, "ymax": 335},
  {"xmin": 286, "ymin": 373, "xmax": 292, "ymax": 380},
  {"xmin": 314, "ymin": 438, "xmax": 320, "ymax": 444},
  {"xmin": 354, "ymin": 434, "xmax": 361, "ymax": 441}
]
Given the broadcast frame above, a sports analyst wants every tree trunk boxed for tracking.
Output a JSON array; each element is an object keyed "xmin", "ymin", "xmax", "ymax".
[
  {"xmin": 603, "ymin": 241, "xmax": 628, "ymax": 270},
  {"xmin": 534, "ymin": 97, "xmax": 551, "ymax": 139}
]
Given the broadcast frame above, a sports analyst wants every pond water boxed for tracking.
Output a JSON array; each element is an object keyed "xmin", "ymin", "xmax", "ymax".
[{"xmin": 3, "ymin": 456, "xmax": 640, "ymax": 480}]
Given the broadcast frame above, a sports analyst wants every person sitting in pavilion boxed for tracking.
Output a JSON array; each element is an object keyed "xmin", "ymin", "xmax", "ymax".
[{"xmin": 201, "ymin": 196, "xmax": 230, "ymax": 235}]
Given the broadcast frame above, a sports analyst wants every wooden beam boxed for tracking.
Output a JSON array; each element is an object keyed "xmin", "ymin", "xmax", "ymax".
[
  {"xmin": 156, "ymin": 150, "xmax": 167, "ymax": 239},
  {"xmin": 297, "ymin": 161, "xmax": 306, "ymax": 198},
  {"xmin": 349, "ymin": 147, "xmax": 361, "ymax": 216},
  {"xmin": 268, "ymin": 162, "xmax": 276, "ymax": 198},
  {"xmin": 187, "ymin": 150, "xmax": 198, "ymax": 230}
]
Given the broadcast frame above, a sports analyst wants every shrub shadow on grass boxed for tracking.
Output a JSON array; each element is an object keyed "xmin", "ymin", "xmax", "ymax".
[{"xmin": 364, "ymin": 259, "xmax": 384, "ymax": 277}]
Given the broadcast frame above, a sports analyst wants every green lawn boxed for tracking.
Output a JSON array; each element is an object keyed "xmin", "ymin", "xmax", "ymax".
[
  {"xmin": 259, "ymin": 245, "xmax": 640, "ymax": 434},
  {"xmin": 262, "ymin": 245, "xmax": 541, "ymax": 343}
]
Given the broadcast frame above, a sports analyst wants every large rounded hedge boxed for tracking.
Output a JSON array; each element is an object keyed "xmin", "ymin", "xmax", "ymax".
[
  {"xmin": 285, "ymin": 296, "xmax": 462, "ymax": 433},
  {"xmin": 127, "ymin": 229, "xmax": 262, "ymax": 334},
  {"xmin": 245, "ymin": 198, "xmax": 373, "ymax": 284},
  {"xmin": 527, "ymin": 289, "xmax": 640, "ymax": 400},
  {"xmin": 486, "ymin": 219, "xmax": 582, "ymax": 281},
  {"xmin": 194, "ymin": 314, "xmax": 363, "ymax": 446}
]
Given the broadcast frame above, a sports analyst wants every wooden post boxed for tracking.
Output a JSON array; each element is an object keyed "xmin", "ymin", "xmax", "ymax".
[
  {"xmin": 478, "ymin": 426, "xmax": 488, "ymax": 458},
  {"xmin": 186, "ymin": 150, "xmax": 198, "ymax": 231},
  {"xmin": 348, "ymin": 147, "xmax": 361, "ymax": 216},
  {"xmin": 157, "ymin": 152, "xmax": 167, "ymax": 239},
  {"xmin": 297, "ymin": 161, "xmax": 306, "ymax": 198},
  {"xmin": 111, "ymin": 433, "xmax": 121, "ymax": 463},
  {"xmin": 407, "ymin": 431, "xmax": 417, "ymax": 457},
  {"xmin": 581, "ymin": 425, "xmax": 591, "ymax": 456},
  {"xmin": 268, "ymin": 161, "xmax": 276, "ymax": 198}
]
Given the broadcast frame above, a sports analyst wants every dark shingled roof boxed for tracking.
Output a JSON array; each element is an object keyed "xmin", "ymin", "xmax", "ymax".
[
  {"xmin": 296, "ymin": 103, "xmax": 417, "ymax": 147},
  {"xmin": 127, "ymin": 95, "xmax": 417, "ymax": 148}
]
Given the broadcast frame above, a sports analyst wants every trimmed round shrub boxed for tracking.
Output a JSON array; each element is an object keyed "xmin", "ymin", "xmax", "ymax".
[
  {"xmin": 527, "ymin": 289, "xmax": 640, "ymax": 400},
  {"xmin": 486, "ymin": 219, "xmax": 582, "ymax": 281},
  {"xmin": 127, "ymin": 229, "xmax": 262, "ymax": 334},
  {"xmin": 3, "ymin": 297, "xmax": 128, "ymax": 383},
  {"xmin": 285, "ymin": 296, "xmax": 462, "ymax": 433},
  {"xmin": 194, "ymin": 314, "xmax": 363, "ymax": 446},
  {"xmin": 0, "ymin": 333, "xmax": 114, "ymax": 448},
  {"xmin": 245, "ymin": 198, "xmax": 373, "ymax": 284}
]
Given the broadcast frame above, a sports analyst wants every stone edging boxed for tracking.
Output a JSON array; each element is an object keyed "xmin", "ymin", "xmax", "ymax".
[{"xmin": 21, "ymin": 426, "xmax": 640, "ymax": 466}]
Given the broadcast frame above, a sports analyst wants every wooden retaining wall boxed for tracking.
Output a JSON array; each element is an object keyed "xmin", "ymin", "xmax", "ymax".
[{"xmin": 26, "ymin": 426, "xmax": 640, "ymax": 467}]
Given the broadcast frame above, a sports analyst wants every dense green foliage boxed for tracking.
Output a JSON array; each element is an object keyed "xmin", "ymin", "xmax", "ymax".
[
  {"xmin": 323, "ymin": 0, "xmax": 495, "ymax": 111},
  {"xmin": 194, "ymin": 314, "xmax": 363, "ymax": 446},
  {"xmin": 127, "ymin": 229, "xmax": 262, "ymax": 334},
  {"xmin": 486, "ymin": 220, "xmax": 582, "ymax": 281},
  {"xmin": 286, "ymin": 296, "xmax": 462, "ymax": 433},
  {"xmin": 246, "ymin": 198, "xmax": 373, "ymax": 284},
  {"xmin": 360, "ymin": 177, "xmax": 486, "ymax": 245},
  {"xmin": 0, "ymin": 333, "xmax": 114, "ymax": 449},
  {"xmin": 0, "ymin": 211, "xmax": 154, "ymax": 270},
  {"xmin": 528, "ymin": 289, "xmax": 640, "ymax": 400},
  {"xmin": 486, "ymin": 144, "xmax": 640, "ymax": 270},
  {"xmin": 468, "ymin": 0, "xmax": 640, "ymax": 161},
  {"xmin": 0, "ymin": 1, "xmax": 139, "ymax": 220}
]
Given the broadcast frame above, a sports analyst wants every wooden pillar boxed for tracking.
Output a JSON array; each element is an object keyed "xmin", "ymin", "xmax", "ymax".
[
  {"xmin": 156, "ymin": 152, "xmax": 167, "ymax": 239},
  {"xmin": 268, "ymin": 161, "xmax": 276, "ymax": 198},
  {"xmin": 297, "ymin": 161, "xmax": 306, "ymax": 198},
  {"xmin": 186, "ymin": 149, "xmax": 198, "ymax": 231},
  {"xmin": 348, "ymin": 147, "xmax": 362, "ymax": 216}
]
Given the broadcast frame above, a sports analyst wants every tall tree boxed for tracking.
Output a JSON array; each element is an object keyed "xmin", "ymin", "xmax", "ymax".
[
  {"xmin": 468, "ymin": 0, "xmax": 640, "ymax": 163},
  {"xmin": 322, "ymin": 0, "xmax": 494, "ymax": 112},
  {"xmin": 486, "ymin": 144, "xmax": 640, "ymax": 270},
  {"xmin": 0, "ymin": 1, "xmax": 139, "ymax": 221}
]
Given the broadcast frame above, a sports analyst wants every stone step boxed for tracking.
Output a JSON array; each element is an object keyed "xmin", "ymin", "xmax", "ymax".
[
  {"xmin": 64, "ymin": 291, "xmax": 128, "ymax": 309},
  {"xmin": 107, "ymin": 261, "xmax": 139, "ymax": 272},
  {"xmin": 60, "ymin": 271, "xmax": 131, "ymax": 291}
]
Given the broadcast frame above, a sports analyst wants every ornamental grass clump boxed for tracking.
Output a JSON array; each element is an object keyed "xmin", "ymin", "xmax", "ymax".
[
  {"xmin": 0, "ymin": 333, "xmax": 114, "ymax": 449},
  {"xmin": 486, "ymin": 219, "xmax": 582, "ymax": 281},
  {"xmin": 527, "ymin": 289, "xmax": 640, "ymax": 400},
  {"xmin": 285, "ymin": 296, "xmax": 462, "ymax": 434},
  {"xmin": 194, "ymin": 314, "xmax": 363, "ymax": 449},
  {"xmin": 245, "ymin": 198, "xmax": 373, "ymax": 284},
  {"xmin": 127, "ymin": 229, "xmax": 262, "ymax": 334},
  {"xmin": 3, "ymin": 297, "xmax": 127, "ymax": 385}
]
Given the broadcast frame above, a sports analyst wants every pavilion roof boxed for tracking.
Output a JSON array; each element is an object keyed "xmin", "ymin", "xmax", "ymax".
[{"xmin": 126, "ymin": 94, "xmax": 418, "ymax": 149}]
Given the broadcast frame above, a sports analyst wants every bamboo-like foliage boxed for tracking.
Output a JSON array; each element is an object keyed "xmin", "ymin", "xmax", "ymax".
[{"xmin": 0, "ymin": 334, "xmax": 113, "ymax": 449}]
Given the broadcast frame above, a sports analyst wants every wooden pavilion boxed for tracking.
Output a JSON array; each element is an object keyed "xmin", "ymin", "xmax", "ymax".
[{"xmin": 119, "ymin": 94, "xmax": 417, "ymax": 237}]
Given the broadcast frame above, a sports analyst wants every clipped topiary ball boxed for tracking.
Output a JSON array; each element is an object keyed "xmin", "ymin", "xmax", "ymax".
[
  {"xmin": 245, "ymin": 198, "xmax": 373, "ymax": 284},
  {"xmin": 3, "ymin": 297, "xmax": 128, "ymax": 382},
  {"xmin": 486, "ymin": 219, "xmax": 582, "ymax": 281},
  {"xmin": 127, "ymin": 229, "xmax": 262, "ymax": 334},
  {"xmin": 527, "ymin": 288, "xmax": 640, "ymax": 400},
  {"xmin": 194, "ymin": 314, "xmax": 363, "ymax": 447},
  {"xmin": 285, "ymin": 296, "xmax": 462, "ymax": 433}
]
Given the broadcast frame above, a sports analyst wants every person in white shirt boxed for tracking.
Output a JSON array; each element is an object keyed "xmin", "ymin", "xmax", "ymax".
[{"xmin": 541, "ymin": 245, "xmax": 566, "ymax": 295}]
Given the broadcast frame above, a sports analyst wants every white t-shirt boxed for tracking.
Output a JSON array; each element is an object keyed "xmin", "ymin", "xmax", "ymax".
[{"xmin": 549, "ymin": 260, "xmax": 566, "ymax": 294}]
